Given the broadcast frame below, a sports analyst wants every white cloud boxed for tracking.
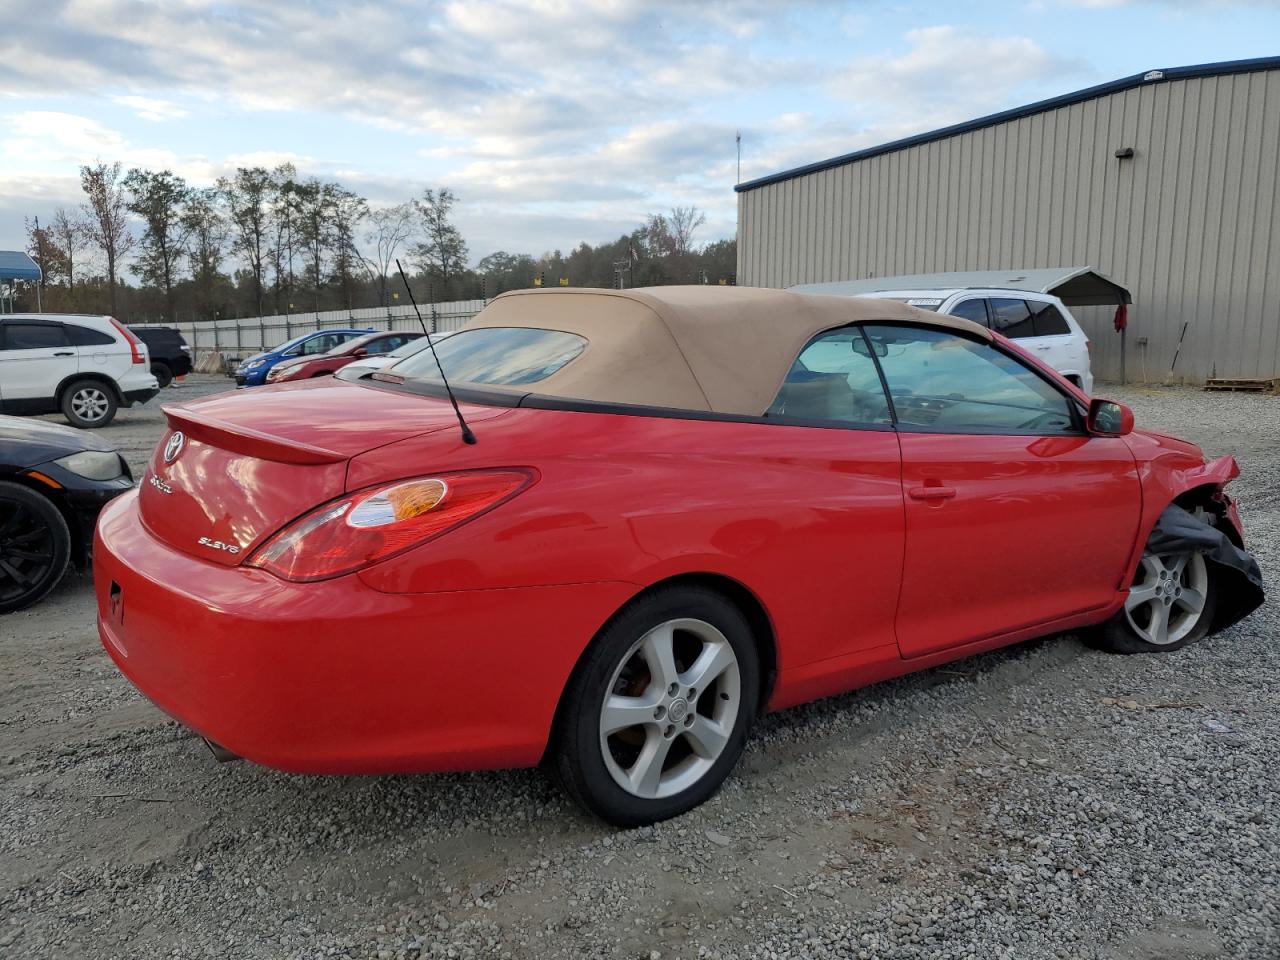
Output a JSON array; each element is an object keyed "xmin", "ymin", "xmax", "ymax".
[
  {"xmin": 111, "ymin": 94, "xmax": 188, "ymax": 122},
  {"xmin": 831, "ymin": 26, "xmax": 1085, "ymax": 126}
]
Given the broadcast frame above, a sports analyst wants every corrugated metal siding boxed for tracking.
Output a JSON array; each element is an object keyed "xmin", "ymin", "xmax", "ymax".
[{"xmin": 738, "ymin": 70, "xmax": 1280, "ymax": 382}]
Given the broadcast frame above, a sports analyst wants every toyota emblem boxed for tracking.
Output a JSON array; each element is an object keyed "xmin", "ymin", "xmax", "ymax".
[{"xmin": 163, "ymin": 431, "xmax": 186, "ymax": 464}]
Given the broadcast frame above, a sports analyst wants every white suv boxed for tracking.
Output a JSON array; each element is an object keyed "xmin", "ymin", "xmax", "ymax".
[
  {"xmin": 797, "ymin": 287, "xmax": 1093, "ymax": 394},
  {"xmin": 0, "ymin": 314, "xmax": 160, "ymax": 428}
]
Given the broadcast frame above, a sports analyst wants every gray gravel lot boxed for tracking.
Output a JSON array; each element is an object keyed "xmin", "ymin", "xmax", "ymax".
[{"xmin": 1, "ymin": 376, "xmax": 1276, "ymax": 959}]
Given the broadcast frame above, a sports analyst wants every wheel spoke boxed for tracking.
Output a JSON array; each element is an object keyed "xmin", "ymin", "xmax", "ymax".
[
  {"xmin": 1145, "ymin": 600, "xmax": 1172, "ymax": 644},
  {"xmin": 601, "ymin": 693, "xmax": 659, "ymax": 735},
  {"xmin": 1166, "ymin": 553, "xmax": 1190, "ymax": 578},
  {"xmin": 683, "ymin": 715, "xmax": 730, "ymax": 760},
  {"xmin": 640, "ymin": 624, "xmax": 678, "ymax": 690},
  {"xmin": 1175, "ymin": 587, "xmax": 1206, "ymax": 615},
  {"xmin": 680, "ymin": 639, "xmax": 735, "ymax": 693},
  {"xmin": 628, "ymin": 729, "xmax": 674, "ymax": 798},
  {"xmin": 1125, "ymin": 584, "xmax": 1160, "ymax": 612},
  {"xmin": 6, "ymin": 548, "xmax": 51, "ymax": 563},
  {"xmin": 0, "ymin": 557, "xmax": 34, "ymax": 586}
]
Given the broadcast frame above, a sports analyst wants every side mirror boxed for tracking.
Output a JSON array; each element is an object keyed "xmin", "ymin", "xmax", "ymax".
[
  {"xmin": 351, "ymin": 348, "xmax": 368, "ymax": 358},
  {"xmin": 1087, "ymin": 398, "xmax": 1134, "ymax": 437}
]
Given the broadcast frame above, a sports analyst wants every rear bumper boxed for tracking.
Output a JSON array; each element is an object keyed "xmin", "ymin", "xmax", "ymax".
[
  {"xmin": 122, "ymin": 387, "xmax": 160, "ymax": 407},
  {"xmin": 93, "ymin": 491, "xmax": 633, "ymax": 774}
]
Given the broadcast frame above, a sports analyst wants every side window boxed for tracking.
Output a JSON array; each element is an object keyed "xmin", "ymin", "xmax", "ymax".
[
  {"xmin": 2, "ymin": 322, "xmax": 69, "ymax": 351},
  {"xmin": 767, "ymin": 328, "xmax": 891, "ymax": 425},
  {"xmin": 864, "ymin": 325, "xmax": 1076, "ymax": 434},
  {"xmin": 66, "ymin": 324, "xmax": 116, "ymax": 346},
  {"xmin": 948, "ymin": 298, "xmax": 990, "ymax": 326},
  {"xmin": 1029, "ymin": 302, "xmax": 1071, "ymax": 337},
  {"xmin": 367, "ymin": 337, "xmax": 399, "ymax": 354},
  {"xmin": 302, "ymin": 334, "xmax": 339, "ymax": 355},
  {"xmin": 989, "ymin": 298, "xmax": 1035, "ymax": 339}
]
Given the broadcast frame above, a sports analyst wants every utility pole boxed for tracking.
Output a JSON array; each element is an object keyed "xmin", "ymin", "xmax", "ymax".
[
  {"xmin": 735, "ymin": 131, "xmax": 741, "ymax": 185},
  {"xmin": 33, "ymin": 214, "xmax": 44, "ymax": 312}
]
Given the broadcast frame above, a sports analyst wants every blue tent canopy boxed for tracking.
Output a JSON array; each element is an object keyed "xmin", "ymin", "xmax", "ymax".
[{"xmin": 0, "ymin": 250, "xmax": 42, "ymax": 282}]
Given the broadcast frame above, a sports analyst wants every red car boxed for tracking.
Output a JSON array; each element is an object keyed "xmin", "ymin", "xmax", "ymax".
[
  {"xmin": 265, "ymin": 330, "xmax": 424, "ymax": 383},
  {"xmin": 95, "ymin": 287, "xmax": 1261, "ymax": 825}
]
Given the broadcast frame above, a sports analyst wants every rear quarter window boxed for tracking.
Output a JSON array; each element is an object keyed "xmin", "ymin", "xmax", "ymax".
[
  {"xmin": 393, "ymin": 327, "xmax": 586, "ymax": 386},
  {"xmin": 67, "ymin": 324, "xmax": 117, "ymax": 346}
]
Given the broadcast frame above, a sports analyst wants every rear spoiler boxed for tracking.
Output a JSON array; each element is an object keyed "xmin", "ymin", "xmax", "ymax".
[{"xmin": 162, "ymin": 406, "xmax": 347, "ymax": 465}]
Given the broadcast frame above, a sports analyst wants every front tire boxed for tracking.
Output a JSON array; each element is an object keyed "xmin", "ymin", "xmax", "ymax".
[
  {"xmin": 552, "ymin": 587, "xmax": 760, "ymax": 826},
  {"xmin": 61, "ymin": 380, "xmax": 118, "ymax": 428},
  {"xmin": 0, "ymin": 481, "xmax": 72, "ymax": 614},
  {"xmin": 1093, "ymin": 549, "xmax": 1219, "ymax": 654}
]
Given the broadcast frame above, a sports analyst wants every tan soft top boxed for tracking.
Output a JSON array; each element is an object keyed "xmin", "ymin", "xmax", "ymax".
[{"xmin": 462, "ymin": 285, "xmax": 990, "ymax": 417}]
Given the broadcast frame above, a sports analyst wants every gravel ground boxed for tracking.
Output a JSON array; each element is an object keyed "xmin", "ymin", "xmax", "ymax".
[{"xmin": 1, "ymin": 377, "xmax": 1276, "ymax": 959}]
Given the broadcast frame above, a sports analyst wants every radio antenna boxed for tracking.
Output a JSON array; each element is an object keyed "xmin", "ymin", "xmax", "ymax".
[{"xmin": 396, "ymin": 259, "xmax": 475, "ymax": 445}]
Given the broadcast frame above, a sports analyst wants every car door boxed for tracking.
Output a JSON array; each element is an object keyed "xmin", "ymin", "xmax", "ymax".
[
  {"xmin": 762, "ymin": 326, "xmax": 906, "ymax": 665},
  {"xmin": 1026, "ymin": 299, "xmax": 1087, "ymax": 382},
  {"xmin": 0, "ymin": 320, "xmax": 77, "ymax": 405},
  {"xmin": 863, "ymin": 323, "xmax": 1141, "ymax": 658}
]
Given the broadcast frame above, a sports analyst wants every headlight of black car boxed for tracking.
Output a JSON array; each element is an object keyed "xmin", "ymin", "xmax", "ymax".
[{"xmin": 53, "ymin": 451, "xmax": 127, "ymax": 481}]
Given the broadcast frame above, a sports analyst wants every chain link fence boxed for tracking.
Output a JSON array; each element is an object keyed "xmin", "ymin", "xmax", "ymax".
[{"xmin": 178, "ymin": 300, "xmax": 487, "ymax": 369}]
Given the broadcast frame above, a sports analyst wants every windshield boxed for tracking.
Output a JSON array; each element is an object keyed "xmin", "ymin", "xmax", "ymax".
[
  {"xmin": 384, "ymin": 333, "xmax": 445, "ymax": 360},
  {"xmin": 391, "ymin": 327, "xmax": 586, "ymax": 386}
]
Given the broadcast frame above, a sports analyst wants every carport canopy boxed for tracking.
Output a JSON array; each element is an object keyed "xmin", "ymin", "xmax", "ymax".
[
  {"xmin": 0, "ymin": 250, "xmax": 42, "ymax": 283},
  {"xmin": 791, "ymin": 266, "xmax": 1131, "ymax": 306}
]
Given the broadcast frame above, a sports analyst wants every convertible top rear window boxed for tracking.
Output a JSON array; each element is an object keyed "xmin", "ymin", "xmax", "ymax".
[{"xmin": 391, "ymin": 327, "xmax": 586, "ymax": 386}]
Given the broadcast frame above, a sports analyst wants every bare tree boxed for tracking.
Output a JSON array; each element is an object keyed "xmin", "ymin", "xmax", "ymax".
[
  {"xmin": 218, "ymin": 166, "xmax": 273, "ymax": 317},
  {"xmin": 124, "ymin": 168, "xmax": 192, "ymax": 321},
  {"xmin": 413, "ymin": 188, "xmax": 468, "ymax": 288},
  {"xmin": 364, "ymin": 202, "xmax": 416, "ymax": 305},
  {"xmin": 668, "ymin": 205, "xmax": 707, "ymax": 257},
  {"xmin": 49, "ymin": 208, "xmax": 89, "ymax": 293},
  {"xmin": 79, "ymin": 161, "xmax": 136, "ymax": 316}
]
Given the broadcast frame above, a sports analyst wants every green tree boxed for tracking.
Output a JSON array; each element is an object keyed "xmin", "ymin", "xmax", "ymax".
[
  {"xmin": 219, "ymin": 166, "xmax": 273, "ymax": 317},
  {"xmin": 124, "ymin": 168, "xmax": 192, "ymax": 321},
  {"xmin": 413, "ymin": 188, "xmax": 468, "ymax": 289},
  {"xmin": 183, "ymin": 187, "xmax": 227, "ymax": 321}
]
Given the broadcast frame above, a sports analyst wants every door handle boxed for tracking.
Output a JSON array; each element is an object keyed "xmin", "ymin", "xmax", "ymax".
[
  {"xmin": 908, "ymin": 485, "xmax": 956, "ymax": 501},
  {"xmin": 54, "ymin": 351, "xmax": 74, "ymax": 356}
]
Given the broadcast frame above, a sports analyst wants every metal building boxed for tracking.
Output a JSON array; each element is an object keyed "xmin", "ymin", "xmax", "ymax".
[{"xmin": 735, "ymin": 57, "xmax": 1280, "ymax": 383}]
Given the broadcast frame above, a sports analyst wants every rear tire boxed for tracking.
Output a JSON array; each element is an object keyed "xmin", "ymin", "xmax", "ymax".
[
  {"xmin": 61, "ymin": 380, "xmax": 118, "ymax": 428},
  {"xmin": 0, "ymin": 481, "xmax": 72, "ymax": 614},
  {"xmin": 552, "ymin": 586, "xmax": 760, "ymax": 826},
  {"xmin": 151, "ymin": 361, "xmax": 173, "ymax": 388},
  {"xmin": 1092, "ymin": 548, "xmax": 1219, "ymax": 654}
]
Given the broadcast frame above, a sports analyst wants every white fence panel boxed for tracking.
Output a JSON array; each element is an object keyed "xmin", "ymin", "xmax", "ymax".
[{"xmin": 178, "ymin": 300, "xmax": 486, "ymax": 357}]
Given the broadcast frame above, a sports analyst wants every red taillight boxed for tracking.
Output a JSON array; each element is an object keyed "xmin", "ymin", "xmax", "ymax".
[
  {"xmin": 245, "ymin": 469, "xmax": 535, "ymax": 582},
  {"xmin": 109, "ymin": 317, "xmax": 146, "ymax": 364}
]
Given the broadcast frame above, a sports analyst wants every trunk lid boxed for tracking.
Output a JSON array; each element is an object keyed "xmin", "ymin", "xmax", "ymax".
[{"xmin": 138, "ymin": 379, "xmax": 510, "ymax": 564}]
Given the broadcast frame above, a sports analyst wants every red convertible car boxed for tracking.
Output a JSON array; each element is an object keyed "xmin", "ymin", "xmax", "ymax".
[
  {"xmin": 95, "ymin": 287, "xmax": 1260, "ymax": 825},
  {"xmin": 265, "ymin": 330, "xmax": 424, "ymax": 383}
]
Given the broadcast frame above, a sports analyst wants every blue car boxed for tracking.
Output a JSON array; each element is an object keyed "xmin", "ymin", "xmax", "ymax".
[{"xmin": 233, "ymin": 329, "xmax": 373, "ymax": 386}]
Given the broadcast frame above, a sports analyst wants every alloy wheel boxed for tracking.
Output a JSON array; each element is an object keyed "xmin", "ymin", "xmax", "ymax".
[
  {"xmin": 0, "ymin": 498, "xmax": 58, "ymax": 607},
  {"xmin": 599, "ymin": 618, "xmax": 741, "ymax": 799},
  {"xmin": 1123, "ymin": 551, "xmax": 1209, "ymax": 646},
  {"xmin": 71, "ymin": 387, "xmax": 111, "ymax": 423}
]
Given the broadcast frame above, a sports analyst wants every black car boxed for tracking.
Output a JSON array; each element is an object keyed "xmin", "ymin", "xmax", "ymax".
[
  {"xmin": 0, "ymin": 416, "xmax": 133, "ymax": 613},
  {"xmin": 128, "ymin": 325, "xmax": 192, "ymax": 387}
]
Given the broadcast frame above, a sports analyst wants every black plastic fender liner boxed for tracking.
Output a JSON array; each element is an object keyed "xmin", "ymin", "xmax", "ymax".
[{"xmin": 1146, "ymin": 503, "xmax": 1264, "ymax": 633}]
